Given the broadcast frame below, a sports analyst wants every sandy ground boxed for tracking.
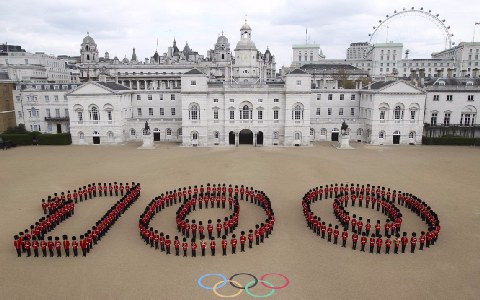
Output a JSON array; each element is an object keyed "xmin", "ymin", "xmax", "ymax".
[{"xmin": 0, "ymin": 142, "xmax": 479, "ymax": 300}]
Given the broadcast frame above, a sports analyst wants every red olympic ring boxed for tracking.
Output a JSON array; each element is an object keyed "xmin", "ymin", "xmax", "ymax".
[{"xmin": 260, "ymin": 273, "xmax": 290, "ymax": 290}]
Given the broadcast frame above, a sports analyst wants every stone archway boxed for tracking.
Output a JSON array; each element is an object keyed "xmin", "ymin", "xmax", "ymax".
[
  {"xmin": 239, "ymin": 129, "xmax": 253, "ymax": 145},
  {"xmin": 256, "ymin": 131, "xmax": 263, "ymax": 145}
]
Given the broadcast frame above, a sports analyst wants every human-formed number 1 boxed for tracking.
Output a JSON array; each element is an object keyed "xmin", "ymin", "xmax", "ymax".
[{"xmin": 13, "ymin": 182, "xmax": 141, "ymax": 258}]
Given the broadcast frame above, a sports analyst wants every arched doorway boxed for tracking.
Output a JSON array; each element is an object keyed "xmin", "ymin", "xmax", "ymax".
[
  {"xmin": 229, "ymin": 131, "xmax": 235, "ymax": 145},
  {"xmin": 393, "ymin": 130, "xmax": 400, "ymax": 144},
  {"xmin": 256, "ymin": 131, "xmax": 263, "ymax": 145},
  {"xmin": 93, "ymin": 131, "xmax": 100, "ymax": 144},
  {"xmin": 331, "ymin": 128, "xmax": 339, "ymax": 142},
  {"xmin": 239, "ymin": 129, "xmax": 253, "ymax": 144}
]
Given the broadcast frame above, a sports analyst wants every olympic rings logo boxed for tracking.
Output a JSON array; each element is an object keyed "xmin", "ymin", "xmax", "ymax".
[{"xmin": 197, "ymin": 273, "xmax": 290, "ymax": 298}]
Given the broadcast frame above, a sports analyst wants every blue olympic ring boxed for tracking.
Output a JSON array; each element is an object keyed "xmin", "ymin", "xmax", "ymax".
[{"xmin": 197, "ymin": 273, "xmax": 227, "ymax": 290}]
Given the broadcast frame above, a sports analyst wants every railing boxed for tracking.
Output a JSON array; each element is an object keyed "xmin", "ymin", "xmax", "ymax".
[{"xmin": 45, "ymin": 116, "xmax": 70, "ymax": 122}]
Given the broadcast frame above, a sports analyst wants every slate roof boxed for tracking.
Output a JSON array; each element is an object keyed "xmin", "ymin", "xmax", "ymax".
[
  {"xmin": 424, "ymin": 78, "xmax": 480, "ymax": 86},
  {"xmin": 301, "ymin": 64, "xmax": 360, "ymax": 71},
  {"xmin": 365, "ymin": 81, "xmax": 396, "ymax": 90},
  {"xmin": 289, "ymin": 68, "xmax": 307, "ymax": 75},
  {"xmin": 97, "ymin": 81, "xmax": 130, "ymax": 90},
  {"xmin": 184, "ymin": 68, "xmax": 205, "ymax": 75}
]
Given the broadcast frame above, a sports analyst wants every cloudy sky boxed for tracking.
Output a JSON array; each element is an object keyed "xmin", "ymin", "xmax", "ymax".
[{"xmin": 1, "ymin": 0, "xmax": 479, "ymax": 67}]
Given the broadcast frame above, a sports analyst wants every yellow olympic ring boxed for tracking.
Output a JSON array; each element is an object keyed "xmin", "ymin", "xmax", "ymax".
[{"xmin": 213, "ymin": 280, "xmax": 244, "ymax": 298}]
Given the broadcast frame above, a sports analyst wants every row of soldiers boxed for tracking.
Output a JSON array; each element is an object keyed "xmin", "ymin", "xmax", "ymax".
[
  {"xmin": 14, "ymin": 182, "xmax": 141, "ymax": 257},
  {"xmin": 302, "ymin": 183, "xmax": 441, "ymax": 254},
  {"xmin": 138, "ymin": 183, "xmax": 275, "ymax": 257}
]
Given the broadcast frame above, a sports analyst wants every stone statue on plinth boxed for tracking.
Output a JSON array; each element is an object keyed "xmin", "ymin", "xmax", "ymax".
[
  {"xmin": 143, "ymin": 121, "xmax": 150, "ymax": 135},
  {"xmin": 341, "ymin": 120, "xmax": 349, "ymax": 135},
  {"xmin": 336, "ymin": 120, "xmax": 354, "ymax": 150}
]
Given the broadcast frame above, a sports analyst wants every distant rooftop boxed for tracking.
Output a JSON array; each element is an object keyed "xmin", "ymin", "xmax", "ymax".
[{"xmin": 97, "ymin": 81, "xmax": 130, "ymax": 91}]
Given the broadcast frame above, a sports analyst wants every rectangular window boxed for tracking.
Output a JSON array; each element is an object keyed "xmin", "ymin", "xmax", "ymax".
[
  {"xmin": 65, "ymin": 109, "xmax": 69, "ymax": 117},
  {"xmin": 468, "ymin": 95, "xmax": 474, "ymax": 101},
  {"xmin": 149, "ymin": 108, "xmax": 153, "ymax": 116},
  {"xmin": 350, "ymin": 108, "xmax": 355, "ymax": 116},
  {"xmin": 274, "ymin": 110, "xmax": 279, "ymax": 120},
  {"xmin": 160, "ymin": 94, "xmax": 163, "ymax": 100},
  {"xmin": 258, "ymin": 99, "xmax": 263, "ymax": 103},
  {"xmin": 213, "ymin": 98, "xmax": 218, "ymax": 102},
  {"xmin": 190, "ymin": 80, "xmax": 196, "ymax": 86},
  {"xmin": 444, "ymin": 113, "xmax": 451, "ymax": 125},
  {"xmin": 137, "ymin": 95, "xmax": 141, "ymax": 100},
  {"xmin": 159, "ymin": 108, "xmax": 164, "ymax": 116},
  {"xmin": 78, "ymin": 112, "xmax": 83, "ymax": 121},
  {"xmin": 137, "ymin": 108, "xmax": 142, "ymax": 116},
  {"xmin": 107, "ymin": 111, "xmax": 112, "ymax": 121},
  {"xmin": 274, "ymin": 98, "xmax": 279, "ymax": 102},
  {"xmin": 446, "ymin": 95, "xmax": 453, "ymax": 101},
  {"xmin": 340, "ymin": 94, "xmax": 344, "ymax": 100},
  {"xmin": 214, "ymin": 110, "xmax": 219, "ymax": 120},
  {"xmin": 55, "ymin": 109, "xmax": 60, "ymax": 117},
  {"xmin": 316, "ymin": 108, "xmax": 321, "ymax": 116},
  {"xmin": 410, "ymin": 110, "xmax": 416, "ymax": 120},
  {"xmin": 433, "ymin": 95, "xmax": 439, "ymax": 101},
  {"xmin": 328, "ymin": 94, "xmax": 333, "ymax": 100},
  {"xmin": 148, "ymin": 94, "xmax": 152, "ymax": 100},
  {"xmin": 431, "ymin": 113, "xmax": 437, "ymax": 125},
  {"xmin": 380, "ymin": 111, "xmax": 385, "ymax": 120},
  {"xmin": 350, "ymin": 95, "xmax": 356, "ymax": 100},
  {"xmin": 316, "ymin": 94, "xmax": 321, "ymax": 100},
  {"xmin": 44, "ymin": 95, "xmax": 49, "ymax": 102},
  {"xmin": 54, "ymin": 95, "xmax": 59, "ymax": 102},
  {"xmin": 339, "ymin": 108, "xmax": 344, "ymax": 116},
  {"xmin": 230, "ymin": 99, "xmax": 234, "ymax": 103},
  {"xmin": 230, "ymin": 110, "xmax": 234, "ymax": 120},
  {"xmin": 256, "ymin": 110, "xmax": 262, "ymax": 120},
  {"xmin": 171, "ymin": 94, "xmax": 175, "ymax": 100},
  {"xmin": 327, "ymin": 108, "xmax": 332, "ymax": 116},
  {"xmin": 296, "ymin": 80, "xmax": 302, "ymax": 85},
  {"xmin": 47, "ymin": 124, "xmax": 52, "ymax": 132},
  {"xmin": 46, "ymin": 109, "xmax": 51, "ymax": 117}
]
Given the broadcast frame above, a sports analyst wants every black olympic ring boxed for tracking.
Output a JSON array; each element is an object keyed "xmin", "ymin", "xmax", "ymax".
[{"xmin": 229, "ymin": 273, "xmax": 258, "ymax": 290}]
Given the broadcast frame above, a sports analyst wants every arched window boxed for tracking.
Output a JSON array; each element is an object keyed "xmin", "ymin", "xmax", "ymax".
[
  {"xmin": 295, "ymin": 132, "xmax": 301, "ymax": 140},
  {"xmin": 310, "ymin": 128, "xmax": 314, "ymax": 136},
  {"xmin": 130, "ymin": 128, "xmax": 136, "ymax": 136},
  {"xmin": 393, "ymin": 130, "xmax": 400, "ymax": 135},
  {"xmin": 108, "ymin": 131, "xmax": 114, "ymax": 139},
  {"xmin": 192, "ymin": 132, "xmax": 198, "ymax": 140},
  {"xmin": 320, "ymin": 128, "xmax": 327, "ymax": 135},
  {"xmin": 79, "ymin": 132, "xmax": 84, "ymax": 140},
  {"xmin": 189, "ymin": 103, "xmax": 199, "ymax": 120},
  {"xmin": 178, "ymin": 128, "xmax": 182, "ymax": 136},
  {"xmin": 89, "ymin": 106, "xmax": 99, "ymax": 121},
  {"xmin": 214, "ymin": 131, "xmax": 219, "ymax": 139},
  {"xmin": 394, "ymin": 106, "xmax": 403, "ymax": 120},
  {"xmin": 293, "ymin": 104, "xmax": 303, "ymax": 120},
  {"xmin": 273, "ymin": 131, "xmax": 279, "ymax": 139},
  {"xmin": 166, "ymin": 128, "xmax": 172, "ymax": 136},
  {"xmin": 409, "ymin": 131, "xmax": 415, "ymax": 138},
  {"xmin": 241, "ymin": 105, "xmax": 251, "ymax": 120},
  {"xmin": 379, "ymin": 131, "xmax": 385, "ymax": 139},
  {"xmin": 357, "ymin": 128, "xmax": 363, "ymax": 136}
]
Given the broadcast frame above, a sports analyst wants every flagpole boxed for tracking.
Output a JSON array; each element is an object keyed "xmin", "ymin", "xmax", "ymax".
[{"xmin": 474, "ymin": 22, "xmax": 480, "ymax": 42}]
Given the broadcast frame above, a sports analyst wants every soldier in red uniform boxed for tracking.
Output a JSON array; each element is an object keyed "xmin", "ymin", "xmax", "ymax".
[
  {"xmin": 165, "ymin": 235, "xmax": 171, "ymax": 255},
  {"xmin": 401, "ymin": 232, "xmax": 408, "ymax": 253},
  {"xmin": 40, "ymin": 238, "xmax": 47, "ymax": 257},
  {"xmin": 255, "ymin": 225, "xmax": 260, "ymax": 245},
  {"xmin": 376, "ymin": 235, "xmax": 383, "ymax": 254},
  {"xmin": 63, "ymin": 235, "xmax": 70, "ymax": 257},
  {"xmin": 360, "ymin": 233, "xmax": 367, "ymax": 252},
  {"xmin": 341, "ymin": 229, "xmax": 348, "ymax": 248},
  {"xmin": 375, "ymin": 220, "xmax": 381, "ymax": 236},
  {"xmin": 231, "ymin": 234, "xmax": 238, "ymax": 254},
  {"xmin": 385, "ymin": 235, "xmax": 392, "ymax": 254},
  {"xmin": 240, "ymin": 231, "xmax": 246, "ymax": 252},
  {"xmin": 419, "ymin": 231, "xmax": 426, "ymax": 250},
  {"xmin": 191, "ymin": 239, "xmax": 197, "ymax": 257},
  {"xmin": 333, "ymin": 225, "xmax": 340, "ymax": 244},
  {"xmin": 221, "ymin": 236, "xmax": 228, "ymax": 256},
  {"xmin": 54, "ymin": 236, "xmax": 62, "ymax": 257},
  {"xmin": 200, "ymin": 240, "xmax": 207, "ymax": 256},
  {"xmin": 198, "ymin": 221, "xmax": 205, "ymax": 240},
  {"xmin": 410, "ymin": 232, "xmax": 417, "ymax": 253},
  {"xmin": 248, "ymin": 230, "xmax": 254, "ymax": 248},
  {"xmin": 365, "ymin": 219, "xmax": 371, "ymax": 236},
  {"xmin": 210, "ymin": 237, "xmax": 216, "ymax": 256},
  {"xmin": 182, "ymin": 238, "xmax": 188, "ymax": 257},
  {"xmin": 24, "ymin": 238, "xmax": 31, "ymax": 257},
  {"xmin": 207, "ymin": 220, "xmax": 213, "ymax": 239},
  {"xmin": 352, "ymin": 231, "xmax": 358, "ymax": 250},
  {"xmin": 14, "ymin": 235, "xmax": 22, "ymax": 257},
  {"xmin": 369, "ymin": 234, "xmax": 376, "ymax": 253},
  {"xmin": 216, "ymin": 219, "xmax": 222, "ymax": 238},
  {"xmin": 174, "ymin": 236, "xmax": 180, "ymax": 256},
  {"xmin": 327, "ymin": 224, "xmax": 333, "ymax": 242},
  {"xmin": 394, "ymin": 234, "xmax": 400, "ymax": 254},
  {"xmin": 72, "ymin": 236, "xmax": 78, "ymax": 257}
]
